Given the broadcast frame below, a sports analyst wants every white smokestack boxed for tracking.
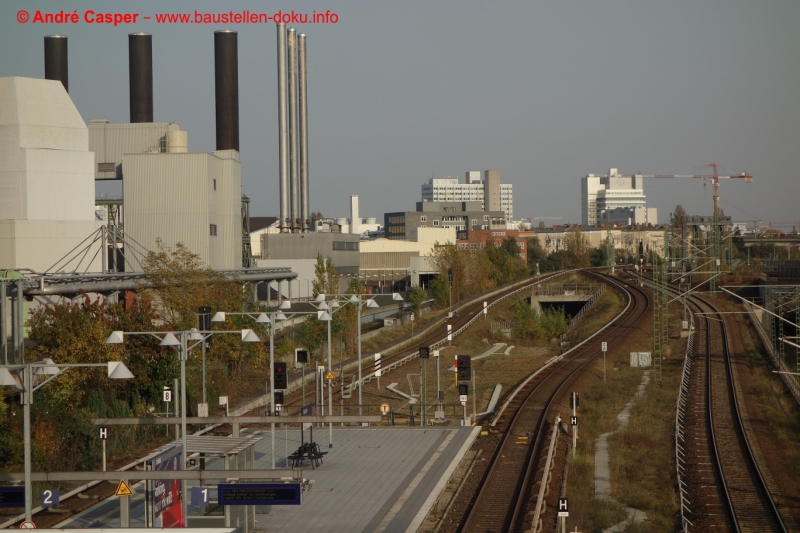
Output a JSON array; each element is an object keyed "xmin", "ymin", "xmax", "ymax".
[{"xmin": 350, "ymin": 195, "xmax": 360, "ymax": 235}]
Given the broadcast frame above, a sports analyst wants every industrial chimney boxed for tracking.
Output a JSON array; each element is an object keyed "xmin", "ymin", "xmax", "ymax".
[
  {"xmin": 128, "ymin": 33, "xmax": 153, "ymax": 123},
  {"xmin": 298, "ymin": 34, "xmax": 310, "ymax": 231},
  {"xmin": 214, "ymin": 30, "xmax": 239, "ymax": 151},
  {"xmin": 44, "ymin": 35, "xmax": 68, "ymax": 92},
  {"xmin": 287, "ymin": 28, "xmax": 300, "ymax": 231},
  {"xmin": 276, "ymin": 23, "xmax": 290, "ymax": 232}
]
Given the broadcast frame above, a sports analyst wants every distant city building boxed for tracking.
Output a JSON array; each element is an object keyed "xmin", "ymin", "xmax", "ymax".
[
  {"xmin": 421, "ymin": 170, "xmax": 513, "ymax": 219},
  {"xmin": 455, "ymin": 228, "xmax": 527, "ymax": 264},
  {"xmin": 581, "ymin": 168, "xmax": 653, "ymax": 225},
  {"xmin": 384, "ymin": 201, "xmax": 506, "ymax": 241}
]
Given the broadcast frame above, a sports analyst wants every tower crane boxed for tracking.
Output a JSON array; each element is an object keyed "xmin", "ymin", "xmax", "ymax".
[
  {"xmin": 622, "ymin": 163, "xmax": 752, "ymax": 221},
  {"xmin": 617, "ymin": 164, "xmax": 752, "ymax": 291}
]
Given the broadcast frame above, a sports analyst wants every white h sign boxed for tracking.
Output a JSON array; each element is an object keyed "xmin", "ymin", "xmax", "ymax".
[
  {"xmin": 99, "ymin": 427, "xmax": 108, "ymax": 440},
  {"xmin": 558, "ymin": 497, "xmax": 569, "ymax": 517}
]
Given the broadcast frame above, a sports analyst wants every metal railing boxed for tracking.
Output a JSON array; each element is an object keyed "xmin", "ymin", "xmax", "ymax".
[{"xmin": 675, "ymin": 313, "xmax": 695, "ymax": 532}]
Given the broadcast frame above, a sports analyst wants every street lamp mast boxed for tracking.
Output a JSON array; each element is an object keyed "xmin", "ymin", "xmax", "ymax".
[{"xmin": 0, "ymin": 359, "xmax": 135, "ymax": 521}]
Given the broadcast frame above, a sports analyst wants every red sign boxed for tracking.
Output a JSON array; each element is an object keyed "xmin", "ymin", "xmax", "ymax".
[{"xmin": 153, "ymin": 450, "xmax": 183, "ymax": 528}]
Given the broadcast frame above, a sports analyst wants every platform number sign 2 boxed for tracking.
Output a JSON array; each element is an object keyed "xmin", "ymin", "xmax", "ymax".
[{"xmin": 41, "ymin": 489, "xmax": 59, "ymax": 508}]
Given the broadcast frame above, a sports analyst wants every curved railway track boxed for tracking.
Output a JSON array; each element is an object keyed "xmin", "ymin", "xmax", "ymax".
[
  {"xmin": 459, "ymin": 272, "xmax": 650, "ymax": 533},
  {"xmin": 280, "ymin": 271, "xmax": 572, "ymax": 412},
  {"xmin": 678, "ymin": 289, "xmax": 786, "ymax": 532}
]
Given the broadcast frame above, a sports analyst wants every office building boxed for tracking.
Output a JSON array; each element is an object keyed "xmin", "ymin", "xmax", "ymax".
[
  {"xmin": 581, "ymin": 168, "xmax": 651, "ymax": 225},
  {"xmin": 421, "ymin": 170, "xmax": 513, "ymax": 219}
]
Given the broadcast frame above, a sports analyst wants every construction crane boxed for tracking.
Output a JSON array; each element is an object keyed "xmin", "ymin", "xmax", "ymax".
[
  {"xmin": 623, "ymin": 163, "xmax": 752, "ymax": 220},
  {"xmin": 618, "ymin": 164, "xmax": 753, "ymax": 291}
]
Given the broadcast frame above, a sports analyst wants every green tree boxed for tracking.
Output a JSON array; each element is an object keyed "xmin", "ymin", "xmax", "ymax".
[
  {"xmin": 142, "ymin": 240, "xmax": 265, "ymax": 378},
  {"xmin": 408, "ymin": 286, "xmax": 428, "ymax": 317},
  {"xmin": 340, "ymin": 277, "xmax": 364, "ymax": 355},
  {"xmin": 142, "ymin": 241, "xmax": 238, "ymax": 330},
  {"xmin": 312, "ymin": 254, "xmax": 340, "ymax": 297},
  {"xmin": 563, "ymin": 227, "xmax": 591, "ymax": 268}
]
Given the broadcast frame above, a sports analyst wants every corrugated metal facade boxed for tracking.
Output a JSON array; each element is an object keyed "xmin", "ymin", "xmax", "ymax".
[
  {"xmin": 88, "ymin": 121, "xmax": 182, "ymax": 180},
  {"xmin": 123, "ymin": 151, "xmax": 241, "ymax": 271}
]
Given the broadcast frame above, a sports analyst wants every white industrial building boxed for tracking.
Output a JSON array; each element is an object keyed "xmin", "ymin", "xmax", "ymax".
[
  {"xmin": 87, "ymin": 120, "xmax": 243, "ymax": 271},
  {"xmin": 581, "ymin": 168, "xmax": 655, "ymax": 225},
  {"xmin": 0, "ymin": 77, "xmax": 102, "ymax": 272},
  {"xmin": 421, "ymin": 170, "xmax": 513, "ymax": 219}
]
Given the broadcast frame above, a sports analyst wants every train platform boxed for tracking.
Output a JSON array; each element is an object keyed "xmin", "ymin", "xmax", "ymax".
[
  {"xmin": 56, "ymin": 425, "xmax": 481, "ymax": 533},
  {"xmin": 255, "ymin": 425, "xmax": 480, "ymax": 533}
]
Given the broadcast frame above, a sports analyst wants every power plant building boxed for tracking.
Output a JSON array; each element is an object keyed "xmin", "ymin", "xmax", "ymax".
[
  {"xmin": 120, "ymin": 145, "xmax": 242, "ymax": 270},
  {"xmin": 0, "ymin": 77, "xmax": 102, "ymax": 272},
  {"xmin": 421, "ymin": 170, "xmax": 513, "ymax": 219}
]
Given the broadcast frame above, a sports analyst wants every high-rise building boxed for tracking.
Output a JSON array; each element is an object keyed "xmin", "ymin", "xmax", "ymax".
[
  {"xmin": 581, "ymin": 168, "xmax": 651, "ymax": 225},
  {"xmin": 421, "ymin": 170, "xmax": 513, "ymax": 219}
]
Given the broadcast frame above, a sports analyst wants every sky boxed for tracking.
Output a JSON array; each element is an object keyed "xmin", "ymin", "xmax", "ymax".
[{"xmin": 2, "ymin": 1, "xmax": 799, "ymax": 229}]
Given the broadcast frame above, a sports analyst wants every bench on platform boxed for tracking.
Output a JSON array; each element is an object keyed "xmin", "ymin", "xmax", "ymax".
[{"xmin": 288, "ymin": 442, "xmax": 328, "ymax": 469}]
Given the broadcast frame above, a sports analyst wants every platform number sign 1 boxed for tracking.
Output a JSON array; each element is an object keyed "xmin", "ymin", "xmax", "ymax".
[
  {"xmin": 191, "ymin": 486, "xmax": 210, "ymax": 507},
  {"xmin": 41, "ymin": 489, "xmax": 59, "ymax": 508}
]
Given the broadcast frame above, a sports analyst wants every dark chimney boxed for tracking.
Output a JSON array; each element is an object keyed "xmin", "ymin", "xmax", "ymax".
[
  {"xmin": 214, "ymin": 30, "xmax": 239, "ymax": 151},
  {"xmin": 128, "ymin": 33, "xmax": 153, "ymax": 123},
  {"xmin": 44, "ymin": 35, "xmax": 68, "ymax": 92}
]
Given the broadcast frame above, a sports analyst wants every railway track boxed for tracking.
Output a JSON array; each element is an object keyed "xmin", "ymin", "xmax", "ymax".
[
  {"xmin": 678, "ymin": 289, "xmax": 786, "ymax": 532},
  {"xmin": 459, "ymin": 272, "xmax": 650, "ymax": 533},
  {"xmin": 8, "ymin": 272, "xmax": 571, "ymax": 528},
  {"xmin": 280, "ymin": 271, "xmax": 572, "ymax": 412}
]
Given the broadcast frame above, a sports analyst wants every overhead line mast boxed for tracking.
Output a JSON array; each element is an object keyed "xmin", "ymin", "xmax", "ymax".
[{"xmin": 619, "ymin": 164, "xmax": 753, "ymax": 292}]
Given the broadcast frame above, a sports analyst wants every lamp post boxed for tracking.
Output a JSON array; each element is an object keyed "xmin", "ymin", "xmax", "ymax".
[
  {"xmin": 210, "ymin": 305, "xmax": 294, "ymax": 470},
  {"xmin": 346, "ymin": 294, "xmax": 380, "ymax": 416},
  {"xmin": 0, "ymin": 359, "xmax": 134, "ymax": 521},
  {"xmin": 316, "ymin": 292, "xmax": 403, "ymax": 431},
  {"xmin": 106, "ymin": 328, "xmax": 260, "ymax": 470}
]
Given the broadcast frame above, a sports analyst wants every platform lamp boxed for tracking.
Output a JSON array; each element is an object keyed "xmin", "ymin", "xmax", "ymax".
[{"xmin": 1, "ymin": 358, "xmax": 134, "ymax": 521}]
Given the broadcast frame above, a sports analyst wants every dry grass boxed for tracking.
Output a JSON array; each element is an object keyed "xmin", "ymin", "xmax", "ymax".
[{"xmin": 562, "ymin": 278, "xmax": 682, "ymax": 533}]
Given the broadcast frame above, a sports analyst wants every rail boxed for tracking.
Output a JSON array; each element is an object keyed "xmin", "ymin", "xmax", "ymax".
[
  {"xmin": 355, "ymin": 271, "xmax": 574, "ymax": 389},
  {"xmin": 675, "ymin": 313, "xmax": 695, "ymax": 532}
]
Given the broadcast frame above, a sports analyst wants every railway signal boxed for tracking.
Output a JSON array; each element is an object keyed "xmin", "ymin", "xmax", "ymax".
[
  {"xmin": 457, "ymin": 355, "xmax": 471, "ymax": 382},
  {"xmin": 273, "ymin": 362, "xmax": 288, "ymax": 390}
]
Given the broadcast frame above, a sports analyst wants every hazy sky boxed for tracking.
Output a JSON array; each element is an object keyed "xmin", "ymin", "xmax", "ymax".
[{"xmin": 2, "ymin": 1, "xmax": 799, "ymax": 228}]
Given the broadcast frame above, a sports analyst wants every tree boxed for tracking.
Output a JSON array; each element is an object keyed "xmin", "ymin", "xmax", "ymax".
[
  {"xmin": 408, "ymin": 286, "xmax": 428, "ymax": 317},
  {"xmin": 563, "ymin": 227, "xmax": 591, "ymax": 268},
  {"xmin": 340, "ymin": 278, "xmax": 364, "ymax": 355},
  {"xmin": 312, "ymin": 254, "xmax": 339, "ymax": 297},
  {"xmin": 672, "ymin": 204, "xmax": 687, "ymax": 229},
  {"xmin": 142, "ymin": 240, "xmax": 265, "ymax": 378},
  {"xmin": 142, "ymin": 241, "xmax": 238, "ymax": 331},
  {"xmin": 430, "ymin": 242, "xmax": 468, "ymax": 306}
]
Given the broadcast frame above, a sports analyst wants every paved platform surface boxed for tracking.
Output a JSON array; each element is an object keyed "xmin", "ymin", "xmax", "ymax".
[{"xmin": 57, "ymin": 425, "xmax": 480, "ymax": 533}]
